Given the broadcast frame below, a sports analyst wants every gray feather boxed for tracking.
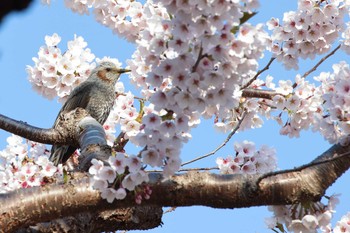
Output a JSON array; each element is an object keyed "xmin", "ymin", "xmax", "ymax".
[{"xmin": 49, "ymin": 62, "xmax": 124, "ymax": 166}]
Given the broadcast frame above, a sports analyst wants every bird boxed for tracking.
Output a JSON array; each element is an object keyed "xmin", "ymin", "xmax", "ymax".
[{"xmin": 49, "ymin": 61, "xmax": 130, "ymax": 166}]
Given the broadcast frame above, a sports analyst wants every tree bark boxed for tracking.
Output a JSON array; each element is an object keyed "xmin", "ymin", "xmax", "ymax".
[
  {"xmin": 15, "ymin": 207, "xmax": 163, "ymax": 233},
  {"xmin": 1, "ymin": 143, "xmax": 349, "ymax": 232},
  {"xmin": 0, "ymin": 108, "xmax": 93, "ymax": 146}
]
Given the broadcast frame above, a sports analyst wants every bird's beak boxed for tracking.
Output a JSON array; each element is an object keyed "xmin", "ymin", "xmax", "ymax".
[{"xmin": 118, "ymin": 68, "xmax": 131, "ymax": 74}]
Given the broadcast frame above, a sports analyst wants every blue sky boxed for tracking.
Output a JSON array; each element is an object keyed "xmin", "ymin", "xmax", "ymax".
[{"xmin": 0, "ymin": 1, "xmax": 349, "ymax": 232}]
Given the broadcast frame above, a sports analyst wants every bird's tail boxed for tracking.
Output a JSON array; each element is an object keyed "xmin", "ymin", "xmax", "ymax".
[{"xmin": 49, "ymin": 145, "xmax": 77, "ymax": 166}]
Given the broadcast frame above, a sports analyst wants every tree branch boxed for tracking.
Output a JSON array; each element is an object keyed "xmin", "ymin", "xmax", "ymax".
[
  {"xmin": 292, "ymin": 44, "xmax": 341, "ymax": 88},
  {"xmin": 16, "ymin": 207, "xmax": 163, "ymax": 233},
  {"xmin": 2, "ymin": 143, "xmax": 349, "ymax": 232},
  {"xmin": 241, "ymin": 88, "xmax": 278, "ymax": 99},
  {"xmin": 301, "ymin": 44, "xmax": 341, "ymax": 79},
  {"xmin": 241, "ymin": 57, "xmax": 275, "ymax": 89},
  {"xmin": 191, "ymin": 44, "xmax": 204, "ymax": 73},
  {"xmin": 0, "ymin": 113, "xmax": 62, "ymax": 145},
  {"xmin": 76, "ymin": 116, "xmax": 110, "ymax": 171},
  {"xmin": 0, "ymin": 108, "xmax": 104, "ymax": 148}
]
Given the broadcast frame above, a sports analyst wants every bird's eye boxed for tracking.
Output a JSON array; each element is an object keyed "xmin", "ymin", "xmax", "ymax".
[{"xmin": 106, "ymin": 68, "xmax": 111, "ymax": 72}]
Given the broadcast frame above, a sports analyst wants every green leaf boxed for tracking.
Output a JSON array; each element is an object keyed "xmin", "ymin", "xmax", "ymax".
[
  {"xmin": 231, "ymin": 11, "xmax": 258, "ymax": 34},
  {"xmin": 240, "ymin": 11, "xmax": 258, "ymax": 25},
  {"xmin": 276, "ymin": 222, "xmax": 285, "ymax": 232},
  {"xmin": 161, "ymin": 110, "xmax": 174, "ymax": 121}
]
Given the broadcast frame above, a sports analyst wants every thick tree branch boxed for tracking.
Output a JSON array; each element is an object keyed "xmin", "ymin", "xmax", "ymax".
[
  {"xmin": 0, "ymin": 113, "xmax": 63, "ymax": 145},
  {"xmin": 1, "ymin": 143, "xmax": 349, "ymax": 232},
  {"xmin": 0, "ymin": 98, "xmax": 349, "ymax": 232},
  {"xmin": 16, "ymin": 207, "xmax": 163, "ymax": 233},
  {"xmin": 0, "ymin": 108, "xmax": 100, "ymax": 147},
  {"xmin": 76, "ymin": 116, "xmax": 110, "ymax": 171},
  {"xmin": 0, "ymin": 110, "xmax": 111, "ymax": 170}
]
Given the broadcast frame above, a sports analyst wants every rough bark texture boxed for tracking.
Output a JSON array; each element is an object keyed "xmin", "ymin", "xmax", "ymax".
[
  {"xmin": 241, "ymin": 88, "xmax": 278, "ymax": 99},
  {"xmin": 1, "ymin": 142, "xmax": 349, "ymax": 232},
  {"xmin": 76, "ymin": 117, "xmax": 111, "ymax": 171},
  {"xmin": 0, "ymin": 108, "xmax": 90, "ymax": 146},
  {"xmin": 15, "ymin": 207, "xmax": 163, "ymax": 233}
]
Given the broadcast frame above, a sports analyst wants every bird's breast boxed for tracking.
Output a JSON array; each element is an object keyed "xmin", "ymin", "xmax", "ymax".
[{"xmin": 87, "ymin": 87, "xmax": 115, "ymax": 124}]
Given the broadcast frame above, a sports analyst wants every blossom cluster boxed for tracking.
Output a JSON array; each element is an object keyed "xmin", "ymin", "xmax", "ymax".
[
  {"xmin": 26, "ymin": 33, "xmax": 96, "ymax": 102},
  {"xmin": 216, "ymin": 140, "xmax": 277, "ymax": 174},
  {"xmin": 41, "ymin": 0, "xmax": 350, "ymax": 177},
  {"xmin": 61, "ymin": 0, "xmax": 154, "ymax": 42},
  {"xmin": 32, "ymin": 0, "xmax": 350, "ymax": 218},
  {"xmin": 103, "ymin": 91, "xmax": 142, "ymax": 145},
  {"xmin": 126, "ymin": 2, "xmax": 271, "ymax": 175},
  {"xmin": 89, "ymin": 154, "xmax": 150, "ymax": 203},
  {"xmin": 26, "ymin": 33, "xmax": 130, "ymax": 147},
  {"xmin": 268, "ymin": 0, "xmax": 348, "ymax": 70},
  {"xmin": 260, "ymin": 61, "xmax": 350, "ymax": 144},
  {"xmin": 133, "ymin": 110, "xmax": 192, "ymax": 177},
  {"xmin": 333, "ymin": 212, "xmax": 350, "ymax": 233},
  {"xmin": 266, "ymin": 195, "xmax": 339, "ymax": 233},
  {"xmin": 55, "ymin": 0, "xmax": 272, "ymax": 176},
  {"xmin": 0, "ymin": 134, "xmax": 61, "ymax": 193},
  {"xmin": 263, "ymin": 75, "xmax": 323, "ymax": 139},
  {"xmin": 314, "ymin": 61, "xmax": 350, "ymax": 144}
]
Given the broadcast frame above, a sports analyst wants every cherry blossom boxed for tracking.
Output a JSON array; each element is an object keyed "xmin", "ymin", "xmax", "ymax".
[
  {"xmin": 216, "ymin": 141, "xmax": 277, "ymax": 174},
  {"xmin": 334, "ymin": 212, "xmax": 350, "ymax": 233},
  {"xmin": 16, "ymin": 0, "xmax": 350, "ymax": 224},
  {"xmin": 0, "ymin": 134, "xmax": 61, "ymax": 193},
  {"xmin": 26, "ymin": 33, "xmax": 96, "ymax": 102},
  {"xmin": 101, "ymin": 188, "xmax": 119, "ymax": 203},
  {"xmin": 267, "ymin": 195, "xmax": 339, "ymax": 233},
  {"xmin": 269, "ymin": 1, "xmax": 347, "ymax": 70}
]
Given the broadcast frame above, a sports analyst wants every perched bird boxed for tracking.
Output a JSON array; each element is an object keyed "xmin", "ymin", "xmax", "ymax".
[{"xmin": 50, "ymin": 61, "xmax": 130, "ymax": 165}]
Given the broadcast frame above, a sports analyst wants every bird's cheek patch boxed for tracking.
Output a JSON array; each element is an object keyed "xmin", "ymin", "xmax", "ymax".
[{"xmin": 97, "ymin": 70, "xmax": 111, "ymax": 82}]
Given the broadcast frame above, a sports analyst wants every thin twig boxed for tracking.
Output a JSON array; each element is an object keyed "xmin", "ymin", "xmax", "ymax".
[
  {"xmin": 191, "ymin": 45, "xmax": 204, "ymax": 73},
  {"xmin": 116, "ymin": 92, "xmax": 145, "ymax": 101},
  {"xmin": 112, "ymin": 132, "xmax": 129, "ymax": 152},
  {"xmin": 241, "ymin": 57, "xmax": 275, "ymax": 90},
  {"xmin": 146, "ymin": 167, "xmax": 219, "ymax": 173},
  {"xmin": 181, "ymin": 111, "xmax": 247, "ymax": 167},
  {"xmin": 293, "ymin": 44, "xmax": 341, "ymax": 88},
  {"xmin": 145, "ymin": 169, "xmax": 163, "ymax": 173}
]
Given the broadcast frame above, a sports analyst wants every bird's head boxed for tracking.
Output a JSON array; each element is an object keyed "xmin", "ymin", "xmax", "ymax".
[{"xmin": 92, "ymin": 61, "xmax": 130, "ymax": 83}]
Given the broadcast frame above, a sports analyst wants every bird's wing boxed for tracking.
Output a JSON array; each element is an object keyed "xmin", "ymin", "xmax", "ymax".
[{"xmin": 53, "ymin": 81, "xmax": 94, "ymax": 125}]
